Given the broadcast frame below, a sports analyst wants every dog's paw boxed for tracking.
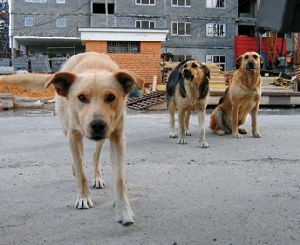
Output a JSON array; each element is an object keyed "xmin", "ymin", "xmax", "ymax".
[
  {"xmin": 232, "ymin": 133, "xmax": 243, "ymax": 138},
  {"xmin": 200, "ymin": 140, "xmax": 209, "ymax": 148},
  {"xmin": 93, "ymin": 178, "xmax": 105, "ymax": 189},
  {"xmin": 74, "ymin": 196, "xmax": 94, "ymax": 209},
  {"xmin": 115, "ymin": 200, "xmax": 135, "ymax": 226},
  {"xmin": 178, "ymin": 137, "xmax": 188, "ymax": 144},
  {"xmin": 116, "ymin": 209, "xmax": 135, "ymax": 226},
  {"xmin": 216, "ymin": 130, "xmax": 225, "ymax": 136},
  {"xmin": 253, "ymin": 131, "xmax": 262, "ymax": 138},
  {"xmin": 169, "ymin": 130, "xmax": 177, "ymax": 138},
  {"xmin": 185, "ymin": 130, "xmax": 192, "ymax": 136},
  {"xmin": 238, "ymin": 128, "xmax": 248, "ymax": 134}
]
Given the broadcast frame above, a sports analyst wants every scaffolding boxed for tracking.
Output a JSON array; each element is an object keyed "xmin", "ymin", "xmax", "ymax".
[{"xmin": 0, "ymin": 0, "xmax": 10, "ymax": 58}]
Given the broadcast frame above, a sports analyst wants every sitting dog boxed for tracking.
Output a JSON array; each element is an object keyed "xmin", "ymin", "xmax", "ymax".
[
  {"xmin": 210, "ymin": 51, "xmax": 263, "ymax": 138},
  {"xmin": 0, "ymin": 52, "xmax": 142, "ymax": 225},
  {"xmin": 167, "ymin": 60, "xmax": 210, "ymax": 147}
]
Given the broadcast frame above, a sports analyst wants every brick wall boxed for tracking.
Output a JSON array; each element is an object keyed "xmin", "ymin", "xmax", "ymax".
[{"xmin": 85, "ymin": 41, "xmax": 162, "ymax": 85}]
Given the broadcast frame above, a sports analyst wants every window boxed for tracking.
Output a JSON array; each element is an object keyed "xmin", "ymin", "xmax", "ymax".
[
  {"xmin": 172, "ymin": 0, "xmax": 191, "ymax": 7},
  {"xmin": 238, "ymin": 25, "xmax": 255, "ymax": 36},
  {"xmin": 172, "ymin": 54, "xmax": 192, "ymax": 62},
  {"xmin": 107, "ymin": 41, "xmax": 140, "ymax": 53},
  {"xmin": 206, "ymin": 23, "xmax": 226, "ymax": 37},
  {"xmin": 25, "ymin": 0, "xmax": 47, "ymax": 3},
  {"xmin": 56, "ymin": 18, "xmax": 66, "ymax": 27},
  {"xmin": 238, "ymin": 0, "xmax": 255, "ymax": 18},
  {"xmin": 206, "ymin": 55, "xmax": 226, "ymax": 70},
  {"xmin": 135, "ymin": 20, "xmax": 155, "ymax": 29},
  {"xmin": 206, "ymin": 0, "xmax": 225, "ymax": 8},
  {"xmin": 24, "ymin": 17, "xmax": 34, "ymax": 26},
  {"xmin": 171, "ymin": 22, "xmax": 191, "ymax": 36},
  {"xmin": 135, "ymin": 0, "xmax": 155, "ymax": 5},
  {"xmin": 56, "ymin": 0, "xmax": 65, "ymax": 3},
  {"xmin": 92, "ymin": 3, "xmax": 114, "ymax": 14}
]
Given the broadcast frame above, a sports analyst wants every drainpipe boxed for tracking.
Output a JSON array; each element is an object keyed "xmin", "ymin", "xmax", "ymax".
[{"xmin": 105, "ymin": 0, "xmax": 108, "ymax": 27}]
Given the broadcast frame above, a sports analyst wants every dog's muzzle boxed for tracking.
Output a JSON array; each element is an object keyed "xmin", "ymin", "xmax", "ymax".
[
  {"xmin": 183, "ymin": 69, "xmax": 193, "ymax": 80},
  {"xmin": 89, "ymin": 119, "xmax": 107, "ymax": 141},
  {"xmin": 246, "ymin": 61, "xmax": 255, "ymax": 70}
]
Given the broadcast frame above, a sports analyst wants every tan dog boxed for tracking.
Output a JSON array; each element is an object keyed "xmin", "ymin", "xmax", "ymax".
[
  {"xmin": 167, "ymin": 60, "xmax": 210, "ymax": 147},
  {"xmin": 210, "ymin": 52, "xmax": 263, "ymax": 138},
  {"xmin": 0, "ymin": 52, "xmax": 142, "ymax": 225}
]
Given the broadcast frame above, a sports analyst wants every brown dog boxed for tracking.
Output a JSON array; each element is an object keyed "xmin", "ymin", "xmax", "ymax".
[
  {"xmin": 0, "ymin": 52, "xmax": 142, "ymax": 225},
  {"xmin": 167, "ymin": 60, "xmax": 210, "ymax": 147},
  {"xmin": 210, "ymin": 52, "xmax": 263, "ymax": 138}
]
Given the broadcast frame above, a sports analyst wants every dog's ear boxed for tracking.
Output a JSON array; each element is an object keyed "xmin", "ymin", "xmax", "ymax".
[
  {"xmin": 179, "ymin": 64, "xmax": 184, "ymax": 75},
  {"xmin": 199, "ymin": 63, "xmax": 210, "ymax": 79},
  {"xmin": 259, "ymin": 55, "xmax": 264, "ymax": 69},
  {"xmin": 114, "ymin": 70, "xmax": 136, "ymax": 94},
  {"xmin": 235, "ymin": 55, "xmax": 243, "ymax": 69},
  {"xmin": 45, "ymin": 72, "xmax": 76, "ymax": 97},
  {"xmin": 201, "ymin": 64, "xmax": 210, "ymax": 79}
]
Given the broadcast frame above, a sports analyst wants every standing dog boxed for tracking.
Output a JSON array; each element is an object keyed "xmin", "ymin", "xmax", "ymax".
[
  {"xmin": 210, "ymin": 51, "xmax": 263, "ymax": 138},
  {"xmin": 0, "ymin": 52, "xmax": 141, "ymax": 225},
  {"xmin": 167, "ymin": 60, "xmax": 210, "ymax": 147}
]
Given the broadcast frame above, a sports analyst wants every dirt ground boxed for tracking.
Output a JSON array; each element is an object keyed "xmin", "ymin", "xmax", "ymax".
[{"xmin": 0, "ymin": 109, "xmax": 300, "ymax": 245}]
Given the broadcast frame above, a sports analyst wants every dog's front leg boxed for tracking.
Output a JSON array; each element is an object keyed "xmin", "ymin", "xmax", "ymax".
[
  {"xmin": 169, "ymin": 100, "xmax": 177, "ymax": 138},
  {"xmin": 178, "ymin": 109, "xmax": 188, "ymax": 144},
  {"xmin": 110, "ymin": 131, "xmax": 134, "ymax": 226},
  {"xmin": 69, "ymin": 130, "xmax": 93, "ymax": 209},
  {"xmin": 93, "ymin": 140, "xmax": 106, "ymax": 189},
  {"xmin": 231, "ymin": 102, "xmax": 242, "ymax": 138},
  {"xmin": 184, "ymin": 110, "xmax": 192, "ymax": 136},
  {"xmin": 198, "ymin": 109, "xmax": 209, "ymax": 148},
  {"xmin": 251, "ymin": 103, "xmax": 262, "ymax": 138}
]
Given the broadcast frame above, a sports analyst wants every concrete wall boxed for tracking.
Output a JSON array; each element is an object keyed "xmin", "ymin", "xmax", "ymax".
[{"xmin": 11, "ymin": 1, "xmax": 90, "ymax": 37}]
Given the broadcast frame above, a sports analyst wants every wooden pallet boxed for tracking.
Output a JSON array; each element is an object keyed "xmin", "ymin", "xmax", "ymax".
[{"xmin": 127, "ymin": 91, "xmax": 166, "ymax": 110}]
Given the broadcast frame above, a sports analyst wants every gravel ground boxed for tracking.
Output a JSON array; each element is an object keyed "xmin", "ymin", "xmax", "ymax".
[{"xmin": 0, "ymin": 109, "xmax": 300, "ymax": 245}]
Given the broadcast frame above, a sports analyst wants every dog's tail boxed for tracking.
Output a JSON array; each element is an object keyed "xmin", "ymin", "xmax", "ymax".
[{"xmin": 0, "ymin": 73, "xmax": 53, "ymax": 91}]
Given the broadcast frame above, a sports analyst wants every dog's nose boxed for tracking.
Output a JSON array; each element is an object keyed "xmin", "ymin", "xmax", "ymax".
[
  {"xmin": 246, "ymin": 61, "xmax": 255, "ymax": 70},
  {"xmin": 90, "ymin": 119, "xmax": 107, "ymax": 140},
  {"xmin": 183, "ymin": 69, "xmax": 191, "ymax": 78}
]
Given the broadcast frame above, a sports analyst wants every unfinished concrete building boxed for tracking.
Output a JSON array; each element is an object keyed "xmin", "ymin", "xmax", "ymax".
[{"xmin": 9, "ymin": 0, "xmax": 260, "ymax": 71}]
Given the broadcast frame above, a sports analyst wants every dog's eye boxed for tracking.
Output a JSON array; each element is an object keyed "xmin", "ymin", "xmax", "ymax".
[
  {"xmin": 105, "ymin": 93, "xmax": 115, "ymax": 103},
  {"xmin": 244, "ymin": 55, "xmax": 249, "ymax": 59},
  {"xmin": 253, "ymin": 54, "xmax": 258, "ymax": 59},
  {"xmin": 191, "ymin": 63, "xmax": 198, "ymax": 68},
  {"xmin": 78, "ymin": 94, "xmax": 89, "ymax": 104}
]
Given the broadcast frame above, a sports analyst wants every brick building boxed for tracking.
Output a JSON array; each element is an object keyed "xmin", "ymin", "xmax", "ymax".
[{"xmin": 79, "ymin": 28, "xmax": 168, "ymax": 83}]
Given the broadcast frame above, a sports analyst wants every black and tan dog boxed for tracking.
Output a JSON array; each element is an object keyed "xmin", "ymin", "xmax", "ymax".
[
  {"xmin": 0, "ymin": 52, "xmax": 143, "ymax": 225},
  {"xmin": 210, "ymin": 51, "xmax": 263, "ymax": 138},
  {"xmin": 167, "ymin": 60, "xmax": 210, "ymax": 147}
]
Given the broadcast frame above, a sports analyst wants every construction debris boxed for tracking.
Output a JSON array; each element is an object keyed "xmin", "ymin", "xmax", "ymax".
[
  {"xmin": 0, "ymin": 66, "xmax": 14, "ymax": 75},
  {"xmin": 269, "ymin": 77, "xmax": 293, "ymax": 87},
  {"xmin": 160, "ymin": 61, "xmax": 178, "ymax": 83},
  {"xmin": 0, "ymin": 93, "xmax": 14, "ymax": 109}
]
